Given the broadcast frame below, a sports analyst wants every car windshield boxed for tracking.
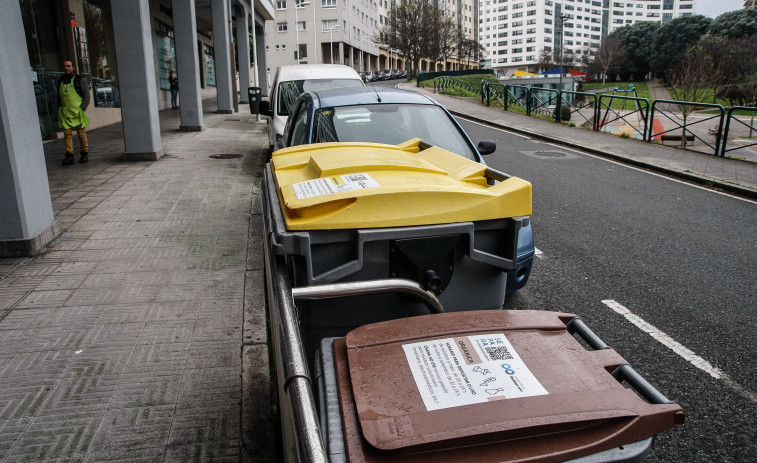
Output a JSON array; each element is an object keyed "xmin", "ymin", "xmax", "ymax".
[
  {"xmin": 277, "ymin": 79, "xmax": 363, "ymax": 116},
  {"xmin": 311, "ymin": 104, "xmax": 477, "ymax": 160}
]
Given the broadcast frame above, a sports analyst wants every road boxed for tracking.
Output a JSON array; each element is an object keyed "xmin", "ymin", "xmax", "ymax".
[{"xmin": 457, "ymin": 117, "xmax": 757, "ymax": 462}]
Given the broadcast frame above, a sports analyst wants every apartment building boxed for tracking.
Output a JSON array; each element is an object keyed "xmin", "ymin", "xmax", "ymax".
[
  {"xmin": 264, "ymin": 0, "xmax": 381, "ymax": 79},
  {"xmin": 480, "ymin": 0, "xmax": 697, "ymax": 77}
]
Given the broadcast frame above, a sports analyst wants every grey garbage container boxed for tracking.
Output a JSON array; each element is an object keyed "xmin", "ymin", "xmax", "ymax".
[{"xmin": 248, "ymin": 86, "xmax": 261, "ymax": 114}]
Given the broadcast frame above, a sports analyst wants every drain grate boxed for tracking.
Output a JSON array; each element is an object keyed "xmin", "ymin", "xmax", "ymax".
[
  {"xmin": 225, "ymin": 118, "xmax": 242, "ymax": 122},
  {"xmin": 533, "ymin": 151, "xmax": 567, "ymax": 158},
  {"xmin": 210, "ymin": 154, "xmax": 244, "ymax": 159}
]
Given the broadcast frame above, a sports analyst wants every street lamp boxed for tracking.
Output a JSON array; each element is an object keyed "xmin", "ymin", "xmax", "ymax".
[
  {"xmin": 327, "ymin": 24, "xmax": 341, "ymax": 64},
  {"xmin": 360, "ymin": 36, "xmax": 365, "ymax": 72},
  {"xmin": 295, "ymin": 0, "xmax": 311, "ymax": 64},
  {"xmin": 558, "ymin": 14, "xmax": 568, "ymax": 92}
]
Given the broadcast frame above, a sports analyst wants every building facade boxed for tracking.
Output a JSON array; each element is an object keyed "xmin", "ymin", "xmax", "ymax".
[
  {"xmin": 480, "ymin": 0, "xmax": 697, "ymax": 77},
  {"xmin": 2, "ymin": 0, "xmax": 274, "ymax": 257},
  {"xmin": 263, "ymin": 0, "xmax": 381, "ymax": 76}
]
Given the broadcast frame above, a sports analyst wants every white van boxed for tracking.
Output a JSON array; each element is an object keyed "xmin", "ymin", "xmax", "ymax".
[{"xmin": 251, "ymin": 64, "xmax": 363, "ymax": 154}]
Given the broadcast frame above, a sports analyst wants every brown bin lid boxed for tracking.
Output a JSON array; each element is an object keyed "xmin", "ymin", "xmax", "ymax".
[{"xmin": 335, "ymin": 310, "xmax": 685, "ymax": 462}]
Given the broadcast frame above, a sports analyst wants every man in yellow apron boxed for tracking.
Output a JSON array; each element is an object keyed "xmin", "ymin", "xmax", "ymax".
[{"xmin": 57, "ymin": 60, "xmax": 90, "ymax": 165}]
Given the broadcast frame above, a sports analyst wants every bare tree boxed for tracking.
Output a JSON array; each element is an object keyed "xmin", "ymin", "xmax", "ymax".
[
  {"xmin": 431, "ymin": 14, "xmax": 458, "ymax": 71},
  {"xmin": 594, "ymin": 36, "xmax": 625, "ymax": 84},
  {"xmin": 377, "ymin": 0, "xmax": 448, "ymax": 76},
  {"xmin": 666, "ymin": 46, "xmax": 719, "ymax": 148}
]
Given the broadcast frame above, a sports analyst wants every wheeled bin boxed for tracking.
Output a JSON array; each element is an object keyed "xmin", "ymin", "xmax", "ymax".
[
  {"xmin": 263, "ymin": 139, "xmax": 532, "ymax": 349},
  {"xmin": 315, "ymin": 310, "xmax": 685, "ymax": 463},
  {"xmin": 261, "ymin": 140, "xmax": 685, "ymax": 462}
]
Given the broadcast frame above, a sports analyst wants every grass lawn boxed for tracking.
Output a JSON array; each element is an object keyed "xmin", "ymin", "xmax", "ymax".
[{"xmin": 583, "ymin": 82, "xmax": 653, "ymax": 110}]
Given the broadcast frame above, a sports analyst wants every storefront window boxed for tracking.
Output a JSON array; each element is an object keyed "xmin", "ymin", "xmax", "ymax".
[
  {"xmin": 155, "ymin": 20, "xmax": 176, "ymax": 90},
  {"xmin": 204, "ymin": 44, "xmax": 216, "ymax": 87},
  {"xmin": 84, "ymin": 1, "xmax": 120, "ymax": 108}
]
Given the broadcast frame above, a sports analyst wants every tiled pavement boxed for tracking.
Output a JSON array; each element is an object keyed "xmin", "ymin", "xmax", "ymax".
[{"xmin": 0, "ymin": 104, "xmax": 274, "ymax": 462}]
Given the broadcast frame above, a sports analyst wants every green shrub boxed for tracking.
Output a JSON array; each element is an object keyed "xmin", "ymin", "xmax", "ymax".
[{"xmin": 560, "ymin": 104, "xmax": 572, "ymax": 122}]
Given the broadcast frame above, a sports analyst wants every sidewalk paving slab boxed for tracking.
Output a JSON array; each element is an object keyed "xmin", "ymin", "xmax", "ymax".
[{"xmin": 0, "ymin": 102, "xmax": 275, "ymax": 463}]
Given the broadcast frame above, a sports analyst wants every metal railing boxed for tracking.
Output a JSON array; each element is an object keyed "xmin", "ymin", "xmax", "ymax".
[
  {"xmin": 648, "ymin": 100, "xmax": 726, "ymax": 156},
  {"xmin": 448, "ymin": 76, "xmax": 757, "ymax": 158},
  {"xmin": 721, "ymin": 106, "xmax": 757, "ymax": 158},
  {"xmin": 560, "ymin": 91, "xmax": 600, "ymax": 129},
  {"xmin": 529, "ymin": 87, "xmax": 560, "ymax": 120},
  {"xmin": 433, "ymin": 76, "xmax": 482, "ymax": 97},
  {"xmin": 597, "ymin": 94, "xmax": 650, "ymax": 141}
]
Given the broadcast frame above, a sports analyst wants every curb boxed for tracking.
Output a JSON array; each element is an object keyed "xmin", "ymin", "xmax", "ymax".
[{"xmin": 448, "ymin": 109, "xmax": 757, "ymax": 200}]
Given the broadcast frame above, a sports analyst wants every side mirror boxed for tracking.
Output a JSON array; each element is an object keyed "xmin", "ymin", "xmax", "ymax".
[{"xmin": 477, "ymin": 140, "xmax": 496, "ymax": 155}]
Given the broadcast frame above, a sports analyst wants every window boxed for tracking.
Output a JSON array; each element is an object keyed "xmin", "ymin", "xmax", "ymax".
[
  {"xmin": 513, "ymin": 47, "xmax": 523, "ymax": 53},
  {"xmin": 527, "ymin": 9, "xmax": 536, "ymax": 15},
  {"xmin": 512, "ymin": 38, "xmax": 523, "ymax": 44},
  {"xmin": 679, "ymin": 3, "xmax": 692, "ymax": 8},
  {"xmin": 526, "ymin": 46, "xmax": 535, "ymax": 51},
  {"xmin": 277, "ymin": 22, "xmax": 288, "ymax": 32},
  {"xmin": 527, "ymin": 18, "xmax": 536, "ymax": 24},
  {"xmin": 499, "ymin": 40, "xmax": 508, "ymax": 45},
  {"xmin": 276, "ymin": 0, "xmax": 287, "ymax": 8},
  {"xmin": 297, "ymin": 21, "xmax": 306, "ymax": 31},
  {"xmin": 513, "ymin": 12, "xmax": 523, "ymax": 17},
  {"xmin": 512, "ymin": 20, "xmax": 523, "ymax": 26},
  {"xmin": 322, "ymin": 19, "xmax": 338, "ymax": 31},
  {"xmin": 296, "ymin": 0, "xmax": 307, "ymax": 6},
  {"xmin": 647, "ymin": 4, "xmax": 660, "ymax": 8},
  {"xmin": 322, "ymin": 0, "xmax": 337, "ymax": 6}
]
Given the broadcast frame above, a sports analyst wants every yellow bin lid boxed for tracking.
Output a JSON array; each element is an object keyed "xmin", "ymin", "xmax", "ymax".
[{"xmin": 271, "ymin": 139, "xmax": 532, "ymax": 230}]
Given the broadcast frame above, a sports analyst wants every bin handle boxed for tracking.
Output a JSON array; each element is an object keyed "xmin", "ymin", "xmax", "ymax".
[
  {"xmin": 567, "ymin": 318, "xmax": 677, "ymax": 407},
  {"xmin": 291, "ymin": 278, "xmax": 445, "ymax": 314}
]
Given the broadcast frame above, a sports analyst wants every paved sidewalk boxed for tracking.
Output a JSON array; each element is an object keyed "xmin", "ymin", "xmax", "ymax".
[
  {"xmin": 0, "ymin": 104, "xmax": 275, "ymax": 462},
  {"xmin": 400, "ymin": 82, "xmax": 757, "ymax": 198}
]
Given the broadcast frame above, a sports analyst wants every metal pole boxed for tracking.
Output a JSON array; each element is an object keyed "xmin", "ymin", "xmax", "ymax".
[
  {"xmin": 295, "ymin": 3, "xmax": 300, "ymax": 64},
  {"xmin": 313, "ymin": 1, "xmax": 317, "ymax": 64}
]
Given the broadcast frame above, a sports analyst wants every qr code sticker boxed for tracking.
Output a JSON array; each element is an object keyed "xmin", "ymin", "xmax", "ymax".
[{"xmin": 485, "ymin": 346, "xmax": 514, "ymax": 360}]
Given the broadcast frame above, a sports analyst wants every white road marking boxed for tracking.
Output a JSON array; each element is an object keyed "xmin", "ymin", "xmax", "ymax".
[
  {"xmin": 602, "ymin": 299, "xmax": 757, "ymax": 403},
  {"xmin": 534, "ymin": 247, "xmax": 543, "ymax": 258},
  {"xmin": 601, "ymin": 299, "xmax": 723, "ymax": 379}
]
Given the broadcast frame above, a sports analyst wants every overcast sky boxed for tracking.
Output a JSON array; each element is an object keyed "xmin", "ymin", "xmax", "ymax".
[{"xmin": 696, "ymin": 0, "xmax": 744, "ymax": 18}]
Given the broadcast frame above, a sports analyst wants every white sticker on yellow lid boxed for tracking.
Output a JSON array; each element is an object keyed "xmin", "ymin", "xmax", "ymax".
[
  {"xmin": 402, "ymin": 333, "xmax": 548, "ymax": 411},
  {"xmin": 291, "ymin": 173, "xmax": 381, "ymax": 200}
]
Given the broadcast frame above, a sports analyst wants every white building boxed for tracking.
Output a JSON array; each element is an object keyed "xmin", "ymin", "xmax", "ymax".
[
  {"xmin": 480, "ymin": 0, "xmax": 697, "ymax": 77},
  {"xmin": 264, "ymin": 0, "xmax": 381, "ymax": 80}
]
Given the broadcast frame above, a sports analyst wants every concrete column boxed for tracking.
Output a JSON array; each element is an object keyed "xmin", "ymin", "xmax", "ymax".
[
  {"xmin": 349, "ymin": 46, "xmax": 354, "ymax": 70},
  {"xmin": 338, "ymin": 42, "xmax": 344, "ymax": 65},
  {"xmin": 0, "ymin": 3, "xmax": 59, "ymax": 257},
  {"xmin": 111, "ymin": 0, "xmax": 164, "ymax": 161},
  {"xmin": 236, "ymin": 6, "xmax": 252, "ymax": 104},
  {"xmin": 172, "ymin": 0, "xmax": 204, "ymax": 131},
  {"xmin": 255, "ymin": 21, "xmax": 268, "ymax": 95},
  {"xmin": 212, "ymin": 0, "xmax": 234, "ymax": 113}
]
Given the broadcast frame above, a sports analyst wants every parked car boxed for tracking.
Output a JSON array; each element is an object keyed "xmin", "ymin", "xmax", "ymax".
[
  {"xmin": 277, "ymin": 86, "xmax": 534, "ymax": 294},
  {"xmin": 249, "ymin": 64, "xmax": 363, "ymax": 154},
  {"xmin": 362, "ymin": 71, "xmax": 375, "ymax": 83}
]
